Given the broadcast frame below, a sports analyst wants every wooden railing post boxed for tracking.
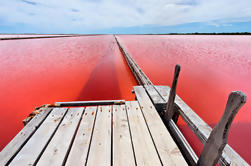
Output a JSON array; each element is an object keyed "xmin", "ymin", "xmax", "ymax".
[
  {"xmin": 165, "ymin": 64, "xmax": 181, "ymax": 121},
  {"xmin": 197, "ymin": 91, "xmax": 246, "ymax": 166}
]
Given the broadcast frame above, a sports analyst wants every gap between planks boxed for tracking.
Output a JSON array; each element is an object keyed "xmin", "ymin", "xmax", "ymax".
[
  {"xmin": 86, "ymin": 106, "xmax": 112, "ymax": 166},
  {"xmin": 3, "ymin": 100, "xmax": 188, "ymax": 166},
  {"xmin": 134, "ymin": 86, "xmax": 188, "ymax": 166},
  {"xmin": 0, "ymin": 108, "xmax": 53, "ymax": 165},
  {"xmin": 113, "ymin": 104, "xmax": 135, "ymax": 166},
  {"xmin": 65, "ymin": 106, "xmax": 98, "ymax": 166},
  {"xmin": 9, "ymin": 108, "xmax": 68, "ymax": 166},
  {"xmin": 36, "ymin": 107, "xmax": 84, "ymax": 166}
]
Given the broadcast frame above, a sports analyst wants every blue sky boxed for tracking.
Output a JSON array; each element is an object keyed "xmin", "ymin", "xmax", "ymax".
[{"xmin": 0, "ymin": 0, "xmax": 251, "ymax": 34}]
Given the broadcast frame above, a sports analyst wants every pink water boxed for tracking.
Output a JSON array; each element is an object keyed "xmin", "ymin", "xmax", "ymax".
[
  {"xmin": 118, "ymin": 35, "xmax": 251, "ymax": 163},
  {"xmin": 0, "ymin": 35, "xmax": 137, "ymax": 151},
  {"xmin": 0, "ymin": 35, "xmax": 250, "ymax": 163}
]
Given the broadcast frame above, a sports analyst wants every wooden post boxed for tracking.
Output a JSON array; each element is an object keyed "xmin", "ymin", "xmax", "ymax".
[
  {"xmin": 165, "ymin": 64, "xmax": 180, "ymax": 121},
  {"xmin": 172, "ymin": 105, "xmax": 180, "ymax": 123},
  {"xmin": 197, "ymin": 91, "xmax": 246, "ymax": 166}
]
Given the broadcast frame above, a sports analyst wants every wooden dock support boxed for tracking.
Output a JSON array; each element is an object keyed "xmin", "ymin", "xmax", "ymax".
[
  {"xmin": 54, "ymin": 100, "xmax": 125, "ymax": 107},
  {"xmin": 1, "ymin": 35, "xmax": 248, "ymax": 166},
  {"xmin": 1, "ymin": 98, "xmax": 188, "ymax": 165},
  {"xmin": 165, "ymin": 64, "xmax": 180, "ymax": 122},
  {"xmin": 155, "ymin": 86, "xmax": 249, "ymax": 166},
  {"xmin": 197, "ymin": 91, "xmax": 246, "ymax": 166},
  {"xmin": 114, "ymin": 35, "xmax": 248, "ymax": 165},
  {"xmin": 115, "ymin": 35, "xmax": 166, "ymax": 111}
]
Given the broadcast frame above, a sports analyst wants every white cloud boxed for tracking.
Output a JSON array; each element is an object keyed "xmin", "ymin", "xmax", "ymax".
[{"xmin": 0, "ymin": 0, "xmax": 250, "ymax": 32}]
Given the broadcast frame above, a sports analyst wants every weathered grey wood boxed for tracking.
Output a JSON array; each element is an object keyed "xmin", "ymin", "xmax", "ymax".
[
  {"xmin": 197, "ymin": 91, "xmax": 246, "ymax": 166},
  {"xmin": 9, "ymin": 108, "xmax": 67, "ymax": 166},
  {"xmin": 115, "ymin": 36, "xmax": 153, "ymax": 86},
  {"xmin": 115, "ymin": 34, "xmax": 247, "ymax": 165},
  {"xmin": 0, "ymin": 108, "xmax": 52, "ymax": 165},
  {"xmin": 65, "ymin": 106, "xmax": 97, "ymax": 166},
  {"xmin": 113, "ymin": 104, "xmax": 136, "ymax": 166},
  {"xmin": 222, "ymin": 145, "xmax": 246, "ymax": 166},
  {"xmin": 134, "ymin": 86, "xmax": 187, "ymax": 165},
  {"xmin": 55, "ymin": 100, "xmax": 125, "ymax": 107},
  {"xmin": 156, "ymin": 86, "xmax": 212, "ymax": 142},
  {"xmin": 115, "ymin": 35, "xmax": 167, "ymax": 111},
  {"xmin": 155, "ymin": 85, "xmax": 249, "ymax": 166},
  {"xmin": 172, "ymin": 106, "xmax": 180, "ymax": 123},
  {"xmin": 22, "ymin": 105, "xmax": 52, "ymax": 126},
  {"xmin": 86, "ymin": 106, "xmax": 112, "ymax": 166},
  {"xmin": 118, "ymin": 46, "xmax": 142, "ymax": 85},
  {"xmin": 146, "ymin": 85, "xmax": 198, "ymax": 165},
  {"xmin": 144, "ymin": 85, "xmax": 166, "ymax": 112},
  {"xmin": 37, "ymin": 107, "xmax": 84, "ymax": 166},
  {"xmin": 165, "ymin": 64, "xmax": 180, "ymax": 121},
  {"xmin": 169, "ymin": 120, "xmax": 198, "ymax": 166},
  {"xmin": 126, "ymin": 101, "xmax": 162, "ymax": 166},
  {"xmin": 144, "ymin": 85, "xmax": 165, "ymax": 103}
]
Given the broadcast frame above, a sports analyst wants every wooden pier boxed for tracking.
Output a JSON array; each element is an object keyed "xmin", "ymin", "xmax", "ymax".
[
  {"xmin": 0, "ymin": 87, "xmax": 188, "ymax": 166},
  {"xmin": 0, "ymin": 35, "xmax": 249, "ymax": 166}
]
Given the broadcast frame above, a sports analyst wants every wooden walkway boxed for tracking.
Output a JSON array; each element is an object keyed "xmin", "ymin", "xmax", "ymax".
[
  {"xmin": 0, "ymin": 87, "xmax": 187, "ymax": 166},
  {"xmin": 1, "ymin": 35, "xmax": 248, "ymax": 166}
]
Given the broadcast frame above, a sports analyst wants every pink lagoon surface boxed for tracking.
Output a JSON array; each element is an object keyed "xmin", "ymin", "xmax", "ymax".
[{"xmin": 0, "ymin": 35, "xmax": 250, "ymax": 163}]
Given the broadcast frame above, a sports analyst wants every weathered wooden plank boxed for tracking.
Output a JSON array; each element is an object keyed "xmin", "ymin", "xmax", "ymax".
[
  {"xmin": 155, "ymin": 85, "xmax": 214, "ymax": 142},
  {"xmin": 144, "ymin": 85, "xmax": 165, "ymax": 104},
  {"xmin": 134, "ymin": 86, "xmax": 187, "ymax": 166},
  {"xmin": 86, "ymin": 106, "xmax": 112, "ymax": 166},
  {"xmin": 65, "ymin": 106, "xmax": 97, "ymax": 166},
  {"xmin": 222, "ymin": 145, "xmax": 246, "ymax": 166},
  {"xmin": 36, "ymin": 107, "xmax": 84, "ymax": 166},
  {"xmin": 55, "ymin": 100, "xmax": 125, "ymax": 107},
  {"xmin": 197, "ymin": 91, "xmax": 246, "ymax": 166},
  {"xmin": 115, "ymin": 36, "xmax": 152, "ymax": 86},
  {"xmin": 144, "ymin": 85, "xmax": 166, "ymax": 112},
  {"xmin": 0, "ymin": 108, "xmax": 52, "ymax": 165},
  {"xmin": 165, "ymin": 64, "xmax": 180, "ymax": 121},
  {"xmin": 145, "ymin": 86, "xmax": 198, "ymax": 165},
  {"xmin": 169, "ymin": 120, "xmax": 198, "ymax": 165},
  {"xmin": 126, "ymin": 101, "xmax": 162, "ymax": 166},
  {"xmin": 9, "ymin": 108, "xmax": 67, "ymax": 166},
  {"xmin": 155, "ymin": 85, "xmax": 249, "ymax": 166},
  {"xmin": 115, "ymin": 34, "xmax": 247, "ymax": 165},
  {"xmin": 113, "ymin": 104, "xmax": 135, "ymax": 166}
]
